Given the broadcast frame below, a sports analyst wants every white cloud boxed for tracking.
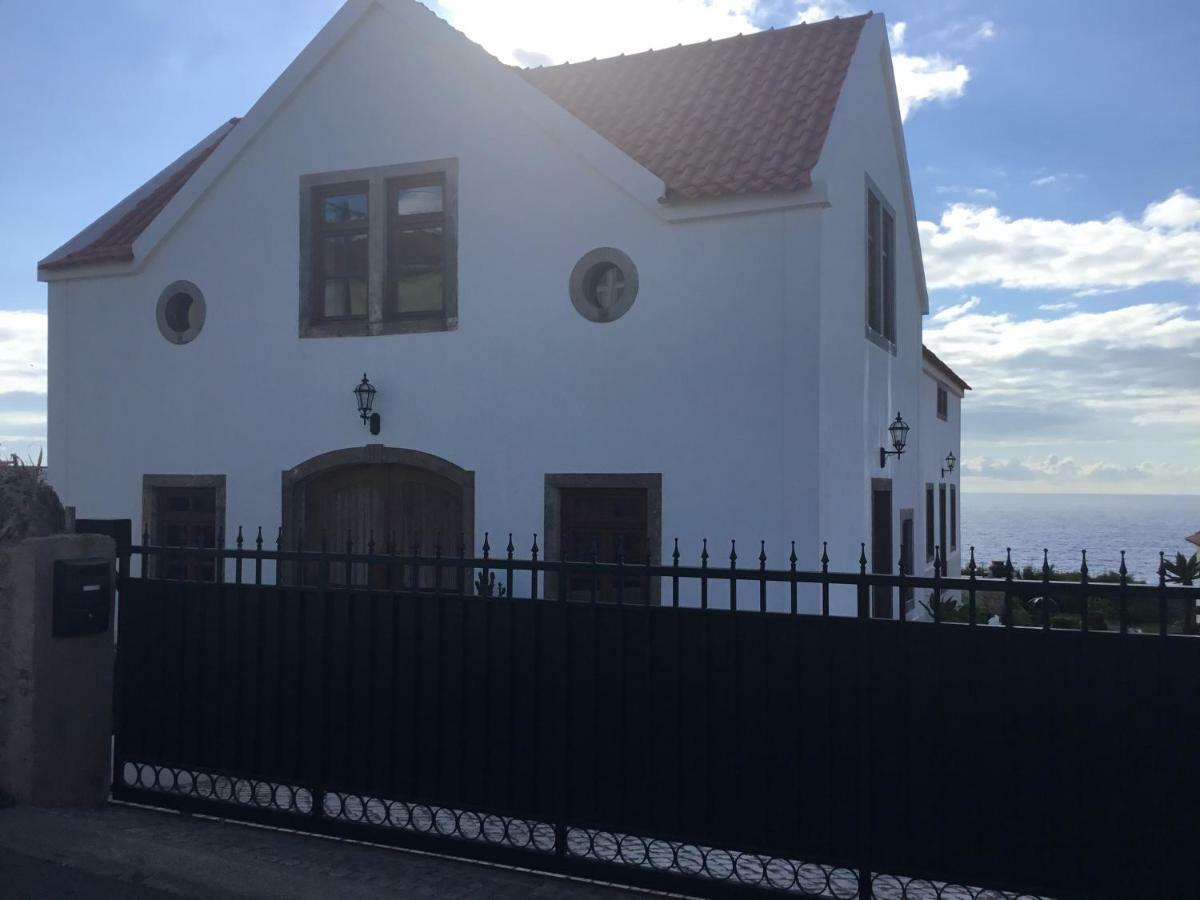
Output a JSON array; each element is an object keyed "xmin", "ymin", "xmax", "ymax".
[
  {"xmin": 1037, "ymin": 301, "xmax": 1077, "ymax": 312},
  {"xmin": 1030, "ymin": 171, "xmax": 1085, "ymax": 188},
  {"xmin": 926, "ymin": 301, "xmax": 1200, "ymax": 492},
  {"xmin": 936, "ymin": 185, "xmax": 998, "ymax": 200},
  {"xmin": 433, "ymin": 3, "xmax": 976, "ymax": 122},
  {"xmin": 963, "ymin": 455, "xmax": 1159, "ymax": 483},
  {"xmin": 0, "ymin": 310, "xmax": 46, "ymax": 396},
  {"xmin": 931, "ymin": 296, "xmax": 980, "ymax": 322},
  {"xmin": 435, "ymin": 0, "xmax": 765, "ymax": 65},
  {"xmin": 920, "ymin": 190, "xmax": 1200, "ymax": 291},
  {"xmin": 0, "ymin": 310, "xmax": 47, "ymax": 457},
  {"xmin": 963, "ymin": 456, "xmax": 1200, "ymax": 489},
  {"xmin": 1143, "ymin": 189, "xmax": 1200, "ymax": 232},
  {"xmin": 890, "ymin": 51, "xmax": 970, "ymax": 120},
  {"xmin": 887, "ymin": 16, "xmax": 989, "ymax": 119}
]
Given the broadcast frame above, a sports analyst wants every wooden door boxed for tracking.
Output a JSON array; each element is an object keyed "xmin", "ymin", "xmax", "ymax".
[
  {"xmin": 871, "ymin": 484, "xmax": 893, "ymax": 618},
  {"xmin": 900, "ymin": 516, "xmax": 914, "ymax": 610},
  {"xmin": 155, "ymin": 486, "xmax": 217, "ymax": 581},
  {"xmin": 560, "ymin": 488, "xmax": 648, "ymax": 603},
  {"xmin": 302, "ymin": 464, "xmax": 464, "ymax": 587}
]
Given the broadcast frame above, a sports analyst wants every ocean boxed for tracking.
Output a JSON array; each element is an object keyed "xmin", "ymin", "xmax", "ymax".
[{"xmin": 962, "ymin": 492, "xmax": 1199, "ymax": 583}]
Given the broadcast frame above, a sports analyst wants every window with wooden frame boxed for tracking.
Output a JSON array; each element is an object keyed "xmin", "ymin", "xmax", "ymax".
[
  {"xmin": 866, "ymin": 182, "xmax": 896, "ymax": 348},
  {"xmin": 387, "ymin": 174, "xmax": 448, "ymax": 321},
  {"xmin": 311, "ymin": 182, "xmax": 369, "ymax": 321},
  {"xmin": 937, "ymin": 384, "xmax": 949, "ymax": 421},
  {"xmin": 300, "ymin": 159, "xmax": 457, "ymax": 338},
  {"xmin": 142, "ymin": 475, "xmax": 226, "ymax": 582},
  {"xmin": 545, "ymin": 474, "xmax": 662, "ymax": 605}
]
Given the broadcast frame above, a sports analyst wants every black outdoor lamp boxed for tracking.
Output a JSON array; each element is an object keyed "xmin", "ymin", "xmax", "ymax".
[
  {"xmin": 879, "ymin": 412, "xmax": 911, "ymax": 468},
  {"xmin": 942, "ymin": 451, "xmax": 957, "ymax": 478},
  {"xmin": 354, "ymin": 373, "xmax": 380, "ymax": 436}
]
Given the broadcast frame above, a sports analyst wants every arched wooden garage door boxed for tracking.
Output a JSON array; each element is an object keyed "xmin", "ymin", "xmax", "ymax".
[{"xmin": 282, "ymin": 446, "xmax": 474, "ymax": 585}]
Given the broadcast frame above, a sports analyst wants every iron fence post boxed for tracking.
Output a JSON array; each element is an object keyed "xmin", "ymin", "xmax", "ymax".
[{"xmin": 858, "ymin": 543, "xmax": 869, "ymax": 619}]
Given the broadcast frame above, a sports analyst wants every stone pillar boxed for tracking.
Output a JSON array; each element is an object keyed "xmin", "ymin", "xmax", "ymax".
[{"xmin": 0, "ymin": 533, "xmax": 116, "ymax": 805}]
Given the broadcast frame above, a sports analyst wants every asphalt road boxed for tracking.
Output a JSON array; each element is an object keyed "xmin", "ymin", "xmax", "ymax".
[{"xmin": 0, "ymin": 847, "xmax": 186, "ymax": 900}]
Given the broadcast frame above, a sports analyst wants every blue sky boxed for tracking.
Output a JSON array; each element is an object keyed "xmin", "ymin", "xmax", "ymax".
[{"xmin": 2, "ymin": 0, "xmax": 1198, "ymax": 491}]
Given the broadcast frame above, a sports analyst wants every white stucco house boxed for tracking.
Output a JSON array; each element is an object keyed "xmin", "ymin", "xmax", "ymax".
[{"xmin": 38, "ymin": 0, "xmax": 966, "ymax": 614}]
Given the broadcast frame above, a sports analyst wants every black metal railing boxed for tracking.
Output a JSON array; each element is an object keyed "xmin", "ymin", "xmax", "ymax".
[{"xmin": 110, "ymin": 529, "xmax": 1200, "ymax": 900}]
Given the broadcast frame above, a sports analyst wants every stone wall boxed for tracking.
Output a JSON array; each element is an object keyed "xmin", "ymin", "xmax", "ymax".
[{"xmin": 0, "ymin": 533, "xmax": 115, "ymax": 805}]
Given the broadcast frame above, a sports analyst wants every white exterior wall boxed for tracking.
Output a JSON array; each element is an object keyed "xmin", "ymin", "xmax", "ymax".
[
  {"xmin": 45, "ymin": 3, "xmax": 825, "ymax": 606},
  {"xmin": 919, "ymin": 367, "xmax": 964, "ymax": 576},
  {"xmin": 44, "ymin": 5, "xmax": 952, "ymax": 612},
  {"xmin": 809, "ymin": 15, "xmax": 926, "ymax": 612}
]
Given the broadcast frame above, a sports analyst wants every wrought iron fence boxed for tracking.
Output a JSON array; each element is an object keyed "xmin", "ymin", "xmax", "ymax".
[
  {"xmin": 124, "ymin": 524, "xmax": 1199, "ymax": 635},
  {"xmin": 108, "ymin": 527, "xmax": 1200, "ymax": 900}
]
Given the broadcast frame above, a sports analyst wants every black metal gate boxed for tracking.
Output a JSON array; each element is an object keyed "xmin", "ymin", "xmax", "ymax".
[{"xmin": 112, "ymin": 533, "xmax": 1200, "ymax": 899}]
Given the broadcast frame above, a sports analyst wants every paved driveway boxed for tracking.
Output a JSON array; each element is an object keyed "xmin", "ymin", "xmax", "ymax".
[{"xmin": 0, "ymin": 805, "xmax": 642, "ymax": 899}]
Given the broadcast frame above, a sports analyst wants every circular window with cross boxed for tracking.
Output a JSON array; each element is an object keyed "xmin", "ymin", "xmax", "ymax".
[{"xmin": 569, "ymin": 248, "xmax": 639, "ymax": 323}]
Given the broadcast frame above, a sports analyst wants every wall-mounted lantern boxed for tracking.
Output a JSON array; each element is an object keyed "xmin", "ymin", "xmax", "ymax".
[
  {"xmin": 879, "ymin": 412, "xmax": 910, "ymax": 468},
  {"xmin": 942, "ymin": 451, "xmax": 957, "ymax": 479},
  {"xmin": 354, "ymin": 373, "xmax": 380, "ymax": 436}
]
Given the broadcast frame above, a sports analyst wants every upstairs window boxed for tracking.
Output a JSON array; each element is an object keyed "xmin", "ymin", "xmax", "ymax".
[
  {"xmin": 937, "ymin": 384, "xmax": 949, "ymax": 420},
  {"xmin": 301, "ymin": 160, "xmax": 457, "ymax": 338},
  {"xmin": 313, "ymin": 184, "xmax": 369, "ymax": 321},
  {"xmin": 866, "ymin": 184, "xmax": 896, "ymax": 348},
  {"xmin": 388, "ymin": 175, "xmax": 447, "ymax": 320}
]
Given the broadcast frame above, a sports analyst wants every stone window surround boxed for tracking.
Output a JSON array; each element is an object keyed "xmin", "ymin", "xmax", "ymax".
[
  {"xmin": 568, "ymin": 247, "xmax": 640, "ymax": 323},
  {"xmin": 156, "ymin": 280, "xmax": 207, "ymax": 345},
  {"xmin": 299, "ymin": 158, "xmax": 459, "ymax": 339},
  {"xmin": 141, "ymin": 474, "xmax": 227, "ymax": 577},
  {"xmin": 543, "ymin": 473, "xmax": 663, "ymax": 604}
]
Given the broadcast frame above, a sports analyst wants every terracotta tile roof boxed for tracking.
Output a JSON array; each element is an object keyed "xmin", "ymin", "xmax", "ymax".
[
  {"xmin": 44, "ymin": 12, "xmax": 870, "ymax": 272},
  {"xmin": 40, "ymin": 119, "xmax": 240, "ymax": 272},
  {"xmin": 923, "ymin": 345, "xmax": 972, "ymax": 392},
  {"xmin": 519, "ymin": 14, "xmax": 871, "ymax": 201}
]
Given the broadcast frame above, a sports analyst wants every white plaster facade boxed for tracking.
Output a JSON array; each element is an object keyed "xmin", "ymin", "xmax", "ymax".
[{"xmin": 39, "ymin": 1, "xmax": 964, "ymax": 615}]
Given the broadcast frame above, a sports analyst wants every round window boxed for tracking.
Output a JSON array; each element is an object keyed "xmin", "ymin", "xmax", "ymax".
[
  {"xmin": 569, "ymin": 248, "xmax": 638, "ymax": 323},
  {"xmin": 156, "ymin": 281, "xmax": 206, "ymax": 344}
]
